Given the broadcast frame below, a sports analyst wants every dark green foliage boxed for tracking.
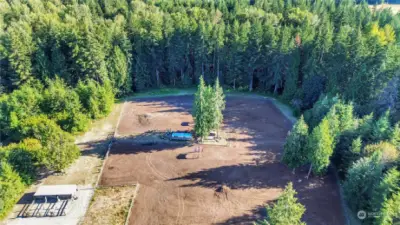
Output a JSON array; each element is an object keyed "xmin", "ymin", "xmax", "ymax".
[
  {"xmin": 282, "ymin": 115, "xmax": 309, "ymax": 172},
  {"xmin": 371, "ymin": 168, "xmax": 400, "ymax": 212},
  {"xmin": 0, "ymin": 84, "xmax": 43, "ymax": 141},
  {"xmin": 306, "ymin": 118, "xmax": 334, "ymax": 175},
  {"xmin": 256, "ymin": 182, "xmax": 306, "ymax": 225},
  {"xmin": 343, "ymin": 152, "xmax": 383, "ymax": 213},
  {"xmin": 1, "ymin": 0, "xmax": 399, "ymax": 117},
  {"xmin": 372, "ymin": 110, "xmax": 392, "ymax": 142},
  {"xmin": 303, "ymin": 95, "xmax": 339, "ymax": 129},
  {"xmin": 41, "ymin": 78, "xmax": 90, "ymax": 133},
  {"xmin": 76, "ymin": 79, "xmax": 114, "ymax": 119},
  {"xmin": 333, "ymin": 131, "xmax": 362, "ymax": 178},
  {"xmin": 390, "ymin": 122, "xmax": 400, "ymax": 148},
  {"xmin": 193, "ymin": 76, "xmax": 210, "ymax": 139},
  {"xmin": 193, "ymin": 76, "xmax": 225, "ymax": 140},
  {"xmin": 375, "ymin": 191, "xmax": 400, "ymax": 225}
]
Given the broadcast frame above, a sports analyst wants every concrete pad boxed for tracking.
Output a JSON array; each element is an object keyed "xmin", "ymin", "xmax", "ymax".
[{"xmin": 6, "ymin": 185, "xmax": 94, "ymax": 225}]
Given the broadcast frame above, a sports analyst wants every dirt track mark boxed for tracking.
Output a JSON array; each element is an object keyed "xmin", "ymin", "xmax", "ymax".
[
  {"xmin": 146, "ymin": 154, "xmax": 169, "ymax": 180},
  {"xmin": 176, "ymin": 187, "xmax": 185, "ymax": 225}
]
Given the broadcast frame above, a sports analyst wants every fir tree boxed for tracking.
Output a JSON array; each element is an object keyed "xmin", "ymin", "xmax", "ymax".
[
  {"xmin": 282, "ymin": 115, "xmax": 309, "ymax": 173},
  {"xmin": 306, "ymin": 118, "xmax": 334, "ymax": 177},
  {"xmin": 256, "ymin": 182, "xmax": 306, "ymax": 225},
  {"xmin": 390, "ymin": 122, "xmax": 400, "ymax": 148},
  {"xmin": 211, "ymin": 78, "xmax": 225, "ymax": 137},
  {"xmin": 193, "ymin": 76, "xmax": 211, "ymax": 140},
  {"xmin": 343, "ymin": 152, "xmax": 383, "ymax": 212},
  {"xmin": 371, "ymin": 168, "xmax": 400, "ymax": 212}
]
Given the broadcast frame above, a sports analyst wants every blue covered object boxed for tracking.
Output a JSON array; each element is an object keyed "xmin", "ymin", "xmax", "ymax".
[{"xmin": 171, "ymin": 132, "xmax": 193, "ymax": 140}]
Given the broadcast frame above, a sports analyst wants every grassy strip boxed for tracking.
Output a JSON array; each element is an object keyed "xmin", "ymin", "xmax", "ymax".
[
  {"xmin": 82, "ymin": 186, "xmax": 136, "ymax": 225},
  {"xmin": 129, "ymin": 87, "xmax": 196, "ymax": 98}
]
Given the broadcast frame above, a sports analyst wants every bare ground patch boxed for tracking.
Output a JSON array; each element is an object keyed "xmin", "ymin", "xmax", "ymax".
[{"xmin": 101, "ymin": 95, "xmax": 345, "ymax": 225}]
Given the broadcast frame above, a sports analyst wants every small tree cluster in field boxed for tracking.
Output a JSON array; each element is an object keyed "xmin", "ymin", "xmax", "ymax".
[
  {"xmin": 193, "ymin": 76, "xmax": 225, "ymax": 140},
  {"xmin": 283, "ymin": 95, "xmax": 400, "ymax": 223},
  {"xmin": 255, "ymin": 182, "xmax": 306, "ymax": 225}
]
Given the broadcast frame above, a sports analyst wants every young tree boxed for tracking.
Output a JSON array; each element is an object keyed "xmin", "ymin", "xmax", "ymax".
[
  {"xmin": 282, "ymin": 115, "xmax": 309, "ymax": 173},
  {"xmin": 371, "ymin": 168, "xmax": 400, "ymax": 212},
  {"xmin": 375, "ymin": 191, "xmax": 400, "ymax": 225},
  {"xmin": 194, "ymin": 76, "xmax": 225, "ymax": 141},
  {"xmin": 256, "ymin": 182, "xmax": 306, "ymax": 225},
  {"xmin": 193, "ymin": 76, "xmax": 211, "ymax": 140},
  {"xmin": 306, "ymin": 118, "xmax": 334, "ymax": 177},
  {"xmin": 210, "ymin": 78, "xmax": 225, "ymax": 137},
  {"xmin": 372, "ymin": 110, "xmax": 391, "ymax": 142},
  {"xmin": 390, "ymin": 122, "xmax": 400, "ymax": 148}
]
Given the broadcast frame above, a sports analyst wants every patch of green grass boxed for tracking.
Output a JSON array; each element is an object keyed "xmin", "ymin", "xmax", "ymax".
[{"xmin": 129, "ymin": 87, "xmax": 196, "ymax": 98}]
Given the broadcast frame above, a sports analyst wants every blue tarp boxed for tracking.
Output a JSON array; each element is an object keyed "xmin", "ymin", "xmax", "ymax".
[{"xmin": 171, "ymin": 132, "xmax": 193, "ymax": 139}]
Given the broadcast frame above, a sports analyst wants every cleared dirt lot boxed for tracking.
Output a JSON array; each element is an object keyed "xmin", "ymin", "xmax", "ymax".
[{"xmin": 100, "ymin": 95, "xmax": 345, "ymax": 225}]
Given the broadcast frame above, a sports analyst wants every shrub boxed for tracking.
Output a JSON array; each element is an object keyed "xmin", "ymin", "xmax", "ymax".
[
  {"xmin": 0, "ymin": 162, "xmax": 25, "ymax": 219},
  {"xmin": 0, "ymin": 138, "xmax": 42, "ymax": 185},
  {"xmin": 19, "ymin": 115, "xmax": 80, "ymax": 172}
]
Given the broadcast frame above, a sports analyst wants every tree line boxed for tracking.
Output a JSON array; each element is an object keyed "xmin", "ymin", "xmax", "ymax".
[
  {"xmin": 282, "ymin": 95, "xmax": 400, "ymax": 224},
  {"xmin": 1, "ymin": 0, "xmax": 400, "ymax": 221}
]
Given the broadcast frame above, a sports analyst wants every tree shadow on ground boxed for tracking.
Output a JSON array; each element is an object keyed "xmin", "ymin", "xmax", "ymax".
[
  {"xmin": 77, "ymin": 138, "xmax": 111, "ymax": 158},
  {"xmin": 107, "ymin": 139, "xmax": 192, "ymax": 156},
  {"xmin": 127, "ymin": 95, "xmax": 193, "ymax": 115},
  {"xmin": 169, "ymin": 163, "xmax": 344, "ymax": 225},
  {"xmin": 168, "ymin": 162, "xmax": 290, "ymax": 190}
]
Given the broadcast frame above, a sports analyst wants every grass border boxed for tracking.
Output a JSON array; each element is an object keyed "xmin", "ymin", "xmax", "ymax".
[{"xmin": 124, "ymin": 183, "xmax": 140, "ymax": 225}]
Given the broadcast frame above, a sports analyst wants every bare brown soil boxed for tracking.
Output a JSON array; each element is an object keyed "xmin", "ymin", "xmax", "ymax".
[
  {"xmin": 101, "ymin": 95, "xmax": 345, "ymax": 225},
  {"xmin": 369, "ymin": 4, "xmax": 400, "ymax": 13}
]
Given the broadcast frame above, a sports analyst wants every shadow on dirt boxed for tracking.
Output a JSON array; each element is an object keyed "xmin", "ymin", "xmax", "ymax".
[{"xmin": 215, "ymin": 205, "xmax": 267, "ymax": 225}]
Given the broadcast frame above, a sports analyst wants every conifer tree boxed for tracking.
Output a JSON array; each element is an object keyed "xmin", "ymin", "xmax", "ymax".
[
  {"xmin": 193, "ymin": 76, "xmax": 211, "ymax": 140},
  {"xmin": 306, "ymin": 118, "xmax": 334, "ymax": 177},
  {"xmin": 282, "ymin": 115, "xmax": 309, "ymax": 173},
  {"xmin": 343, "ymin": 152, "xmax": 383, "ymax": 212},
  {"xmin": 390, "ymin": 122, "xmax": 400, "ymax": 148},
  {"xmin": 256, "ymin": 182, "xmax": 306, "ymax": 225},
  {"xmin": 210, "ymin": 78, "xmax": 225, "ymax": 137},
  {"xmin": 375, "ymin": 191, "xmax": 400, "ymax": 225},
  {"xmin": 372, "ymin": 110, "xmax": 391, "ymax": 142},
  {"xmin": 371, "ymin": 168, "xmax": 400, "ymax": 212}
]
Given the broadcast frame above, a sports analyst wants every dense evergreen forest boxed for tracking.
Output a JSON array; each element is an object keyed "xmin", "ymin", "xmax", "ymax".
[{"xmin": 0, "ymin": 0, "xmax": 400, "ymax": 223}]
